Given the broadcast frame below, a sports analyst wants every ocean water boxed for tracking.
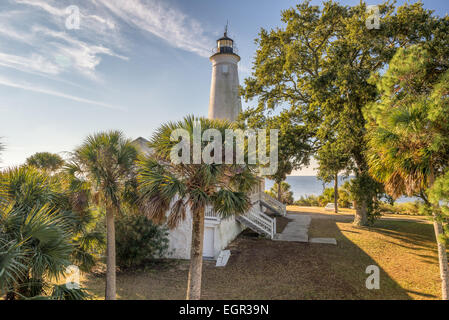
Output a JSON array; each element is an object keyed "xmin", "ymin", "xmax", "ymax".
[{"xmin": 265, "ymin": 176, "xmax": 416, "ymax": 203}]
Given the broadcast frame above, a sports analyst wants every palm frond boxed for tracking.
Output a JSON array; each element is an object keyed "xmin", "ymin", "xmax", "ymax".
[
  {"xmin": 50, "ymin": 284, "xmax": 91, "ymax": 300},
  {"xmin": 0, "ymin": 239, "xmax": 28, "ymax": 292}
]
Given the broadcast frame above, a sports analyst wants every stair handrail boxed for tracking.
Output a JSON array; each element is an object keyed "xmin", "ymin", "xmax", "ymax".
[
  {"xmin": 240, "ymin": 205, "xmax": 276, "ymax": 238},
  {"xmin": 238, "ymin": 213, "xmax": 272, "ymax": 237},
  {"xmin": 261, "ymin": 193, "xmax": 287, "ymax": 216},
  {"xmin": 205, "ymin": 194, "xmax": 278, "ymax": 239},
  {"xmin": 205, "ymin": 205, "xmax": 220, "ymax": 220}
]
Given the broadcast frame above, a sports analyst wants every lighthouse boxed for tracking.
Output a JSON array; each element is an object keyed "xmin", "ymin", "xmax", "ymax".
[{"xmin": 208, "ymin": 28, "xmax": 242, "ymax": 122}]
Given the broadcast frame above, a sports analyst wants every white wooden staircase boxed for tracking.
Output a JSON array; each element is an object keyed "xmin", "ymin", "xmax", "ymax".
[
  {"xmin": 237, "ymin": 192, "xmax": 286, "ymax": 239},
  {"xmin": 205, "ymin": 192, "xmax": 287, "ymax": 239},
  {"xmin": 260, "ymin": 192, "xmax": 287, "ymax": 216},
  {"xmin": 236, "ymin": 205, "xmax": 276, "ymax": 238}
]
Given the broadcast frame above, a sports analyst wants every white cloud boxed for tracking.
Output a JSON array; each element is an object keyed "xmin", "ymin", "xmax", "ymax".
[
  {"xmin": 5, "ymin": 0, "xmax": 212, "ymax": 84},
  {"xmin": 15, "ymin": 0, "xmax": 66, "ymax": 16},
  {"xmin": 95, "ymin": 0, "xmax": 212, "ymax": 57},
  {"xmin": 4, "ymin": 0, "xmax": 126, "ymax": 80},
  {"xmin": 15, "ymin": 0, "xmax": 116, "ymax": 30},
  {"xmin": 0, "ymin": 76, "xmax": 123, "ymax": 110},
  {"xmin": 30, "ymin": 26, "xmax": 128, "ymax": 79},
  {"xmin": 0, "ymin": 21, "xmax": 32, "ymax": 43},
  {"xmin": 0, "ymin": 51, "xmax": 61, "ymax": 75}
]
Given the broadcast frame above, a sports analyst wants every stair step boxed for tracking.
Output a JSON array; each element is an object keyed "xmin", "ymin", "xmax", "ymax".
[{"xmin": 236, "ymin": 216, "xmax": 272, "ymax": 238}]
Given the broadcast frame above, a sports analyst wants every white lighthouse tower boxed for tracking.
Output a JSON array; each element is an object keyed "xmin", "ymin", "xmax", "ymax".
[{"xmin": 208, "ymin": 28, "xmax": 242, "ymax": 122}]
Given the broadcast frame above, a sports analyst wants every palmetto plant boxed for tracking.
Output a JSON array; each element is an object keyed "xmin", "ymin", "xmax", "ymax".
[
  {"xmin": 0, "ymin": 205, "xmax": 72, "ymax": 298},
  {"xmin": 366, "ymin": 46, "xmax": 449, "ymax": 299},
  {"xmin": 138, "ymin": 116, "xmax": 258, "ymax": 300},
  {"xmin": 0, "ymin": 166, "xmax": 93, "ymax": 299},
  {"xmin": 69, "ymin": 130, "xmax": 137, "ymax": 300}
]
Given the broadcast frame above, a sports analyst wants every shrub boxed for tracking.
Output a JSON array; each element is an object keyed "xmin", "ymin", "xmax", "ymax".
[
  {"xmin": 315, "ymin": 187, "xmax": 353, "ymax": 208},
  {"xmin": 294, "ymin": 195, "xmax": 320, "ymax": 206},
  {"xmin": 378, "ymin": 201, "xmax": 424, "ymax": 215},
  {"xmin": 115, "ymin": 213, "xmax": 169, "ymax": 268}
]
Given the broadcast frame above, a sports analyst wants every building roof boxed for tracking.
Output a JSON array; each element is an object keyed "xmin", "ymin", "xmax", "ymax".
[
  {"xmin": 217, "ymin": 32, "xmax": 233, "ymax": 42},
  {"xmin": 131, "ymin": 137, "xmax": 154, "ymax": 155}
]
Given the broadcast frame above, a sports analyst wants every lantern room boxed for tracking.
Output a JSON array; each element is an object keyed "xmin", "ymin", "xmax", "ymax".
[{"xmin": 216, "ymin": 31, "xmax": 234, "ymax": 54}]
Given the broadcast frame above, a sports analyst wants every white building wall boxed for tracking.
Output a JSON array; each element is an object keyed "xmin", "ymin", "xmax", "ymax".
[
  {"xmin": 166, "ymin": 211, "xmax": 192, "ymax": 259},
  {"xmin": 164, "ymin": 211, "xmax": 245, "ymax": 260},
  {"xmin": 213, "ymin": 216, "xmax": 245, "ymax": 258}
]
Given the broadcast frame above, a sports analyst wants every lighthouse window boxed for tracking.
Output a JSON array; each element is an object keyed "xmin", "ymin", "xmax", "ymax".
[
  {"xmin": 222, "ymin": 65, "xmax": 229, "ymax": 74},
  {"xmin": 218, "ymin": 40, "xmax": 232, "ymax": 48}
]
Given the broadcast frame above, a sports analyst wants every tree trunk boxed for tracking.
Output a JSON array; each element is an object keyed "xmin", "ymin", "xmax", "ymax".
[
  {"xmin": 334, "ymin": 173, "xmax": 338, "ymax": 213},
  {"xmin": 186, "ymin": 207, "xmax": 205, "ymax": 300},
  {"xmin": 429, "ymin": 168, "xmax": 449, "ymax": 300},
  {"xmin": 105, "ymin": 206, "xmax": 116, "ymax": 300},
  {"xmin": 277, "ymin": 182, "xmax": 282, "ymax": 203},
  {"xmin": 432, "ymin": 219, "xmax": 449, "ymax": 300},
  {"xmin": 353, "ymin": 198, "xmax": 368, "ymax": 226}
]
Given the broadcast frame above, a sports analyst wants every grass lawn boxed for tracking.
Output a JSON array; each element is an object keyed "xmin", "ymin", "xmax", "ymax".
[{"xmin": 79, "ymin": 213, "xmax": 443, "ymax": 300}]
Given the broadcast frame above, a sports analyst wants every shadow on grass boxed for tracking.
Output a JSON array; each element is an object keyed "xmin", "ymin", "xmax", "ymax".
[
  {"xmin": 82, "ymin": 218, "xmax": 439, "ymax": 300},
  {"xmin": 305, "ymin": 219, "xmax": 412, "ymax": 299}
]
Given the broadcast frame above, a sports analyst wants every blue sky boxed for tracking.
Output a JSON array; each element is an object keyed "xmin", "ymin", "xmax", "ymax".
[{"xmin": 0, "ymin": 0, "xmax": 448, "ymax": 175}]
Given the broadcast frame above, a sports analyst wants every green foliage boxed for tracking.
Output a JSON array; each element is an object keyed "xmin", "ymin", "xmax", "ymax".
[
  {"xmin": 68, "ymin": 130, "xmax": 138, "ymax": 299},
  {"xmin": 0, "ymin": 239, "xmax": 27, "ymax": 292},
  {"xmin": 366, "ymin": 45, "xmax": 449, "ymax": 197},
  {"xmin": 318, "ymin": 186, "xmax": 354, "ymax": 209},
  {"xmin": 2, "ymin": 166, "xmax": 65, "ymax": 210},
  {"xmin": 50, "ymin": 284, "xmax": 90, "ymax": 300},
  {"xmin": 239, "ymin": 108, "xmax": 315, "ymax": 187},
  {"xmin": 318, "ymin": 188, "xmax": 335, "ymax": 207},
  {"xmin": 378, "ymin": 201, "xmax": 423, "ymax": 216},
  {"xmin": 338, "ymin": 181, "xmax": 353, "ymax": 208},
  {"xmin": 349, "ymin": 173, "xmax": 384, "ymax": 224},
  {"xmin": 26, "ymin": 152, "xmax": 65, "ymax": 172},
  {"xmin": 316, "ymin": 142, "xmax": 350, "ymax": 184},
  {"xmin": 70, "ymin": 130, "xmax": 138, "ymax": 209},
  {"xmin": 293, "ymin": 180, "xmax": 353, "ymax": 208},
  {"xmin": 242, "ymin": 0, "xmax": 445, "ymax": 224},
  {"xmin": 427, "ymin": 171, "xmax": 449, "ymax": 243},
  {"xmin": 115, "ymin": 213, "xmax": 169, "ymax": 268},
  {"xmin": 429, "ymin": 171, "xmax": 449, "ymax": 208},
  {"xmin": 0, "ymin": 204, "xmax": 73, "ymax": 299},
  {"xmin": 0, "ymin": 166, "xmax": 96, "ymax": 299},
  {"xmin": 294, "ymin": 195, "xmax": 320, "ymax": 207},
  {"xmin": 365, "ymin": 39, "xmax": 449, "ymax": 252},
  {"xmin": 68, "ymin": 209, "xmax": 105, "ymax": 273},
  {"xmin": 138, "ymin": 116, "xmax": 258, "ymax": 227},
  {"xmin": 307, "ymin": 184, "xmax": 352, "ymax": 208},
  {"xmin": 138, "ymin": 116, "xmax": 259, "ymax": 299},
  {"xmin": 268, "ymin": 181, "xmax": 294, "ymax": 205}
]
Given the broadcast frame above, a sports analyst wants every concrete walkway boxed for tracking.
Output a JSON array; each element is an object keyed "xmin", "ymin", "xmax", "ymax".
[
  {"xmin": 274, "ymin": 214, "xmax": 337, "ymax": 245},
  {"xmin": 274, "ymin": 214, "xmax": 311, "ymax": 242}
]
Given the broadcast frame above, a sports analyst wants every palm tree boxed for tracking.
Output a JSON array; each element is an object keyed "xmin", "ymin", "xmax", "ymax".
[
  {"xmin": 26, "ymin": 152, "xmax": 65, "ymax": 173},
  {"xmin": 366, "ymin": 46, "xmax": 449, "ymax": 299},
  {"xmin": 269, "ymin": 181, "xmax": 294, "ymax": 205},
  {"xmin": 317, "ymin": 141, "xmax": 349, "ymax": 214},
  {"xmin": 137, "ymin": 116, "xmax": 257, "ymax": 300},
  {"xmin": 69, "ymin": 131, "xmax": 137, "ymax": 300}
]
